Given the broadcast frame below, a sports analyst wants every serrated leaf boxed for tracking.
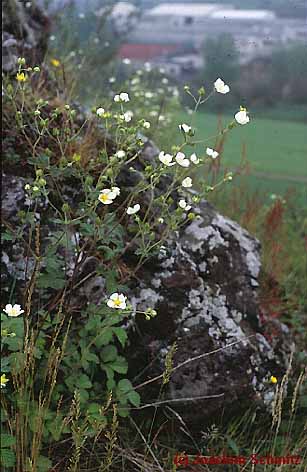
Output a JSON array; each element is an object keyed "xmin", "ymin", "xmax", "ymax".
[
  {"xmin": 78, "ymin": 374, "xmax": 92, "ymax": 389},
  {"xmin": 37, "ymin": 455, "xmax": 52, "ymax": 471},
  {"xmin": 109, "ymin": 357, "xmax": 128, "ymax": 374},
  {"xmin": 117, "ymin": 406, "xmax": 129, "ymax": 417},
  {"xmin": 0, "ymin": 448, "xmax": 16, "ymax": 467},
  {"xmin": 117, "ymin": 378, "xmax": 133, "ymax": 393},
  {"xmin": 95, "ymin": 329, "xmax": 114, "ymax": 348},
  {"xmin": 128, "ymin": 390, "xmax": 141, "ymax": 407},
  {"xmin": 113, "ymin": 327, "xmax": 127, "ymax": 348},
  {"xmin": 0, "ymin": 434, "xmax": 15, "ymax": 447},
  {"xmin": 101, "ymin": 345, "xmax": 117, "ymax": 362}
]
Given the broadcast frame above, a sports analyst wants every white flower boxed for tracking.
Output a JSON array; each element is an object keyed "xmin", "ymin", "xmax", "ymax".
[
  {"xmin": 158, "ymin": 115, "xmax": 165, "ymax": 122},
  {"xmin": 190, "ymin": 153, "xmax": 200, "ymax": 164},
  {"xmin": 126, "ymin": 204, "xmax": 140, "ymax": 215},
  {"xmin": 107, "ymin": 293, "xmax": 127, "ymax": 309},
  {"xmin": 214, "ymin": 78, "xmax": 230, "ymax": 94},
  {"xmin": 50, "ymin": 35, "xmax": 56, "ymax": 41},
  {"xmin": 178, "ymin": 199, "xmax": 191, "ymax": 211},
  {"xmin": 122, "ymin": 110, "xmax": 133, "ymax": 122},
  {"xmin": 116, "ymin": 150, "xmax": 126, "ymax": 158},
  {"xmin": 143, "ymin": 121, "xmax": 151, "ymax": 129},
  {"xmin": 206, "ymin": 147, "xmax": 219, "ymax": 159},
  {"xmin": 145, "ymin": 92, "xmax": 154, "ymax": 99},
  {"xmin": 162, "ymin": 78, "xmax": 168, "ymax": 84},
  {"xmin": 109, "ymin": 77, "xmax": 116, "ymax": 83},
  {"xmin": 179, "ymin": 123, "xmax": 191, "ymax": 134},
  {"xmin": 131, "ymin": 77, "xmax": 140, "ymax": 85},
  {"xmin": 111, "ymin": 186, "xmax": 120, "ymax": 197},
  {"xmin": 149, "ymin": 110, "xmax": 158, "ymax": 117},
  {"xmin": 175, "ymin": 152, "xmax": 190, "ymax": 168},
  {"xmin": 96, "ymin": 107, "xmax": 105, "ymax": 117},
  {"xmin": 144, "ymin": 62, "xmax": 151, "ymax": 71},
  {"xmin": 98, "ymin": 189, "xmax": 117, "ymax": 205},
  {"xmin": 114, "ymin": 92, "xmax": 130, "ymax": 103},
  {"xmin": 182, "ymin": 177, "xmax": 193, "ymax": 188},
  {"xmin": 78, "ymin": 13, "xmax": 85, "ymax": 19},
  {"xmin": 123, "ymin": 58, "xmax": 131, "ymax": 65},
  {"xmin": 158, "ymin": 217, "xmax": 164, "ymax": 224},
  {"xmin": 158, "ymin": 151, "xmax": 175, "ymax": 167},
  {"xmin": 3, "ymin": 304, "xmax": 24, "ymax": 317},
  {"xmin": 24, "ymin": 184, "xmax": 31, "ymax": 190},
  {"xmin": 235, "ymin": 108, "xmax": 250, "ymax": 125}
]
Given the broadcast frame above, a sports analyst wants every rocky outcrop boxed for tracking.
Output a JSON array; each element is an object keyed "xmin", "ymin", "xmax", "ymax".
[
  {"xmin": 126, "ymin": 199, "xmax": 292, "ymax": 423},
  {"xmin": 2, "ymin": 1, "xmax": 50, "ymax": 73}
]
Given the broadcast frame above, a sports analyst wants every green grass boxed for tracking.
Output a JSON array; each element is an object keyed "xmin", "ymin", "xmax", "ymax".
[
  {"xmin": 157, "ymin": 110, "xmax": 307, "ymax": 205},
  {"xmin": 175, "ymin": 111, "xmax": 307, "ymax": 178}
]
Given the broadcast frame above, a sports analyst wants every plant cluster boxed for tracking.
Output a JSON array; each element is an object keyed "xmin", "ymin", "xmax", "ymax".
[{"xmin": 1, "ymin": 56, "xmax": 251, "ymax": 470}]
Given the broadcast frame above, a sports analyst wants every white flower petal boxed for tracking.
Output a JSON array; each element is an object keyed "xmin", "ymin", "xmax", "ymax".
[
  {"xmin": 214, "ymin": 78, "xmax": 230, "ymax": 94},
  {"xmin": 96, "ymin": 107, "xmax": 105, "ymax": 117},
  {"xmin": 127, "ymin": 204, "xmax": 140, "ymax": 215},
  {"xmin": 235, "ymin": 109, "xmax": 250, "ymax": 125},
  {"xmin": 175, "ymin": 152, "xmax": 190, "ymax": 168},
  {"xmin": 182, "ymin": 177, "xmax": 193, "ymax": 188}
]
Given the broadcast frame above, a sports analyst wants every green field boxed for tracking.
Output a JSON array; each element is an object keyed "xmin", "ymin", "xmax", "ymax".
[{"xmin": 164, "ymin": 111, "xmax": 307, "ymax": 204}]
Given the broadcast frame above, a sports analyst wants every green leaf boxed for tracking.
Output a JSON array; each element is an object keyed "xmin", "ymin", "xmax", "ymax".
[
  {"xmin": 95, "ymin": 329, "xmax": 114, "ymax": 348},
  {"xmin": 78, "ymin": 388, "xmax": 89, "ymax": 403},
  {"xmin": 103, "ymin": 366, "xmax": 114, "ymax": 383},
  {"xmin": 117, "ymin": 379, "xmax": 133, "ymax": 393},
  {"xmin": 101, "ymin": 345, "xmax": 117, "ymax": 362},
  {"xmin": 109, "ymin": 357, "xmax": 128, "ymax": 374},
  {"xmin": 113, "ymin": 327, "xmax": 127, "ymax": 348},
  {"xmin": 78, "ymin": 374, "xmax": 92, "ymax": 389},
  {"xmin": 0, "ymin": 448, "xmax": 16, "ymax": 467},
  {"xmin": 2, "ymin": 231, "xmax": 14, "ymax": 241},
  {"xmin": 0, "ymin": 434, "xmax": 15, "ymax": 447},
  {"xmin": 226, "ymin": 436, "xmax": 240, "ymax": 455},
  {"xmin": 128, "ymin": 390, "xmax": 141, "ymax": 407},
  {"xmin": 28, "ymin": 154, "xmax": 50, "ymax": 169},
  {"xmin": 37, "ymin": 455, "xmax": 52, "ymax": 471},
  {"xmin": 117, "ymin": 406, "xmax": 129, "ymax": 417}
]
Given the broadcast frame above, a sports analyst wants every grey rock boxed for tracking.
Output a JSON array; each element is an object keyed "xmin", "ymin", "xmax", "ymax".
[{"xmin": 126, "ymin": 199, "xmax": 292, "ymax": 423}]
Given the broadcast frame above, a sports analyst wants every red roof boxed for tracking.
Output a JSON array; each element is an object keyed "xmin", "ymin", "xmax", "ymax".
[{"xmin": 118, "ymin": 44, "xmax": 179, "ymax": 60}]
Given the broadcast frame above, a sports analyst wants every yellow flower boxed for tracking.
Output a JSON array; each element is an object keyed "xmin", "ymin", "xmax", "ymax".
[
  {"xmin": 51, "ymin": 58, "xmax": 60, "ymax": 67},
  {"xmin": 16, "ymin": 72, "xmax": 27, "ymax": 82},
  {"xmin": 270, "ymin": 375, "xmax": 278, "ymax": 384},
  {"xmin": 1, "ymin": 374, "xmax": 9, "ymax": 388}
]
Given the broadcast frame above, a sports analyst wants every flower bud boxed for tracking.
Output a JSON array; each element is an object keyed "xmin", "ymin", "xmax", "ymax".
[
  {"xmin": 17, "ymin": 57, "xmax": 26, "ymax": 65},
  {"xmin": 62, "ymin": 203, "xmax": 70, "ymax": 213},
  {"xmin": 198, "ymin": 86, "xmax": 205, "ymax": 96},
  {"xmin": 38, "ymin": 178, "xmax": 46, "ymax": 186}
]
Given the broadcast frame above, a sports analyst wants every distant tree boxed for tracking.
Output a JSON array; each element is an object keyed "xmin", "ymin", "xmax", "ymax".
[
  {"xmin": 271, "ymin": 43, "xmax": 307, "ymax": 104},
  {"xmin": 202, "ymin": 33, "xmax": 240, "ymax": 87}
]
